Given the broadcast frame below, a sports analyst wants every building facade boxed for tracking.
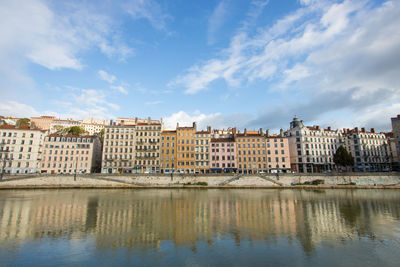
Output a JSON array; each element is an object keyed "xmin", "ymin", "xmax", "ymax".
[
  {"xmin": 210, "ymin": 137, "xmax": 237, "ymax": 173},
  {"xmin": 195, "ymin": 128, "xmax": 211, "ymax": 173},
  {"xmin": 176, "ymin": 123, "xmax": 196, "ymax": 173},
  {"xmin": 160, "ymin": 130, "xmax": 177, "ymax": 173},
  {"xmin": 31, "ymin": 116, "xmax": 57, "ymax": 131},
  {"xmin": 102, "ymin": 124, "xmax": 136, "ymax": 173},
  {"xmin": 236, "ymin": 129, "xmax": 267, "ymax": 174},
  {"xmin": 265, "ymin": 132, "xmax": 291, "ymax": 172},
  {"xmin": 40, "ymin": 134, "xmax": 102, "ymax": 174},
  {"xmin": 50, "ymin": 119, "xmax": 81, "ymax": 133},
  {"xmin": 0, "ymin": 125, "xmax": 46, "ymax": 174},
  {"xmin": 134, "ymin": 120, "xmax": 162, "ymax": 173},
  {"xmin": 286, "ymin": 117, "xmax": 343, "ymax": 173},
  {"xmin": 391, "ymin": 115, "xmax": 400, "ymax": 163},
  {"xmin": 343, "ymin": 128, "xmax": 390, "ymax": 172}
]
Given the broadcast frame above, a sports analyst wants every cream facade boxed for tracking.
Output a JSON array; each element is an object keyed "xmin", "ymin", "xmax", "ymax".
[
  {"xmin": 195, "ymin": 128, "xmax": 211, "ymax": 173},
  {"xmin": 50, "ymin": 119, "xmax": 81, "ymax": 133},
  {"xmin": 343, "ymin": 128, "xmax": 390, "ymax": 172},
  {"xmin": 41, "ymin": 134, "xmax": 102, "ymax": 174},
  {"xmin": 134, "ymin": 120, "xmax": 162, "ymax": 173},
  {"xmin": 0, "ymin": 125, "xmax": 46, "ymax": 174},
  {"xmin": 286, "ymin": 117, "xmax": 343, "ymax": 173},
  {"xmin": 102, "ymin": 124, "xmax": 136, "ymax": 173}
]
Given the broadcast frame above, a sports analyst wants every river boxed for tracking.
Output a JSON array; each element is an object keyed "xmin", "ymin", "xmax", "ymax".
[{"xmin": 0, "ymin": 189, "xmax": 399, "ymax": 266}]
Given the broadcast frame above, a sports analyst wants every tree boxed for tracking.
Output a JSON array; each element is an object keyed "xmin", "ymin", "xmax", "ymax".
[
  {"xmin": 66, "ymin": 126, "xmax": 87, "ymax": 135},
  {"xmin": 16, "ymin": 118, "xmax": 30, "ymax": 127},
  {"xmin": 96, "ymin": 128, "xmax": 105, "ymax": 143},
  {"xmin": 333, "ymin": 146, "xmax": 354, "ymax": 171}
]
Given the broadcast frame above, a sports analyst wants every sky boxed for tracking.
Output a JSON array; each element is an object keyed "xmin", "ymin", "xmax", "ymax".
[{"xmin": 0, "ymin": 0, "xmax": 399, "ymax": 132}]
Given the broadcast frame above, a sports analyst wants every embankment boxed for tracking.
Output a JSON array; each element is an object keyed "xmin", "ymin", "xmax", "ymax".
[{"xmin": 0, "ymin": 173, "xmax": 399, "ymax": 189}]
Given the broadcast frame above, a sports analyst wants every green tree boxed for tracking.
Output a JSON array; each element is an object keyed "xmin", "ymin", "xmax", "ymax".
[
  {"xmin": 66, "ymin": 126, "xmax": 87, "ymax": 135},
  {"xmin": 16, "ymin": 118, "xmax": 30, "ymax": 127},
  {"xmin": 333, "ymin": 146, "xmax": 354, "ymax": 171},
  {"xmin": 96, "ymin": 128, "xmax": 105, "ymax": 143}
]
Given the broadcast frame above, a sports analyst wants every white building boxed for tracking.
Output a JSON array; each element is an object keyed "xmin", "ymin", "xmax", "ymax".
[
  {"xmin": 343, "ymin": 128, "xmax": 390, "ymax": 172},
  {"xmin": 0, "ymin": 125, "xmax": 46, "ymax": 174},
  {"xmin": 50, "ymin": 119, "xmax": 81, "ymax": 133},
  {"xmin": 285, "ymin": 117, "xmax": 343, "ymax": 173}
]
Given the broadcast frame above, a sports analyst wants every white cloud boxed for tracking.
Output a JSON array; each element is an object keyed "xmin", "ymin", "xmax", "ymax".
[
  {"xmin": 98, "ymin": 70, "xmax": 117, "ymax": 84},
  {"xmin": 110, "ymin": 85, "xmax": 128, "ymax": 95},
  {"xmin": 170, "ymin": 0, "xmax": 400, "ymax": 130},
  {"xmin": 145, "ymin": 101, "xmax": 163, "ymax": 105},
  {"xmin": 124, "ymin": 0, "xmax": 171, "ymax": 31},
  {"xmin": 208, "ymin": 0, "xmax": 230, "ymax": 45},
  {"xmin": 0, "ymin": 101, "xmax": 40, "ymax": 118},
  {"xmin": 163, "ymin": 110, "xmax": 251, "ymax": 130}
]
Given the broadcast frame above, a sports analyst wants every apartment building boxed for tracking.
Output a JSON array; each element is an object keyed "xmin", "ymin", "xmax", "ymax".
[
  {"xmin": 40, "ymin": 134, "xmax": 102, "ymax": 174},
  {"xmin": 50, "ymin": 119, "xmax": 81, "ymax": 133},
  {"xmin": 343, "ymin": 128, "xmax": 390, "ymax": 172},
  {"xmin": 176, "ymin": 122, "xmax": 196, "ymax": 173},
  {"xmin": 102, "ymin": 124, "xmax": 136, "ymax": 173},
  {"xmin": 265, "ymin": 131, "xmax": 291, "ymax": 172},
  {"xmin": 0, "ymin": 125, "xmax": 46, "ymax": 174},
  {"xmin": 236, "ymin": 129, "xmax": 267, "ymax": 174},
  {"xmin": 195, "ymin": 127, "xmax": 211, "ymax": 173},
  {"xmin": 134, "ymin": 120, "xmax": 162, "ymax": 173},
  {"xmin": 286, "ymin": 117, "xmax": 343, "ymax": 173},
  {"xmin": 160, "ymin": 130, "xmax": 177, "ymax": 173},
  {"xmin": 31, "ymin": 116, "xmax": 57, "ymax": 131},
  {"xmin": 210, "ymin": 137, "xmax": 237, "ymax": 173},
  {"xmin": 391, "ymin": 115, "xmax": 400, "ymax": 162}
]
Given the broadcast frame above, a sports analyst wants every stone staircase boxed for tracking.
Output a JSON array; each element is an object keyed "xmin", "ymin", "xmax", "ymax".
[
  {"xmin": 218, "ymin": 174, "xmax": 245, "ymax": 186},
  {"xmin": 256, "ymin": 175, "xmax": 284, "ymax": 186}
]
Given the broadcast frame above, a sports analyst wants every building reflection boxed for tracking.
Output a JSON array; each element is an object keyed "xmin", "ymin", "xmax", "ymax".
[{"xmin": 0, "ymin": 190, "xmax": 399, "ymax": 253}]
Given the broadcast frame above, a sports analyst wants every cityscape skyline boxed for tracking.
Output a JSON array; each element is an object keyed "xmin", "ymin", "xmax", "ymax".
[{"xmin": 1, "ymin": 0, "xmax": 399, "ymax": 132}]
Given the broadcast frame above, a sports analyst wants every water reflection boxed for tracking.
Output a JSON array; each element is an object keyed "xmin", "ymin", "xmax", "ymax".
[{"xmin": 0, "ymin": 189, "xmax": 399, "ymax": 255}]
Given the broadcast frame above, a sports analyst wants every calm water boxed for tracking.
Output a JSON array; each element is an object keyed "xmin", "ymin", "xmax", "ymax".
[{"xmin": 0, "ymin": 189, "xmax": 400, "ymax": 266}]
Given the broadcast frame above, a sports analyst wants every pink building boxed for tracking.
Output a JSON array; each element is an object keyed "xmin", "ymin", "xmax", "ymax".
[{"xmin": 210, "ymin": 137, "xmax": 237, "ymax": 173}]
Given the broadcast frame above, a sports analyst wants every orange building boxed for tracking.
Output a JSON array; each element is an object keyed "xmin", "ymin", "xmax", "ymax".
[
  {"xmin": 160, "ymin": 130, "xmax": 177, "ymax": 173},
  {"xmin": 236, "ymin": 129, "xmax": 267, "ymax": 174},
  {"xmin": 30, "ymin": 116, "xmax": 57, "ymax": 131},
  {"xmin": 176, "ymin": 122, "xmax": 196, "ymax": 173}
]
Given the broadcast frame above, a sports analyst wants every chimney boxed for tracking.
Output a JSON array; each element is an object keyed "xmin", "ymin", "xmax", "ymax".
[
  {"xmin": 193, "ymin": 122, "xmax": 197, "ymax": 130},
  {"xmin": 121, "ymin": 120, "xmax": 125, "ymax": 126},
  {"xmin": 327, "ymin": 126, "xmax": 331, "ymax": 131},
  {"xmin": 361, "ymin": 127, "xmax": 365, "ymax": 132},
  {"xmin": 371, "ymin": 128, "xmax": 375, "ymax": 133},
  {"xmin": 259, "ymin": 128, "xmax": 263, "ymax": 135},
  {"xmin": 232, "ymin": 127, "xmax": 237, "ymax": 137},
  {"xmin": 176, "ymin": 122, "xmax": 179, "ymax": 129},
  {"xmin": 355, "ymin": 127, "xmax": 359, "ymax": 132},
  {"xmin": 148, "ymin": 117, "xmax": 151, "ymax": 124},
  {"xmin": 135, "ymin": 117, "xmax": 138, "ymax": 124},
  {"xmin": 266, "ymin": 129, "xmax": 269, "ymax": 137},
  {"xmin": 280, "ymin": 128, "xmax": 284, "ymax": 137},
  {"xmin": 316, "ymin": 125, "xmax": 320, "ymax": 130},
  {"xmin": 244, "ymin": 128, "xmax": 247, "ymax": 136},
  {"xmin": 207, "ymin": 126, "xmax": 211, "ymax": 133}
]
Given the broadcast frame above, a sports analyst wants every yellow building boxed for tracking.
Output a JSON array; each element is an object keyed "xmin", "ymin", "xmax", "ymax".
[
  {"xmin": 177, "ymin": 122, "xmax": 196, "ymax": 173},
  {"xmin": 160, "ymin": 130, "xmax": 177, "ymax": 173},
  {"xmin": 235, "ymin": 129, "xmax": 267, "ymax": 174}
]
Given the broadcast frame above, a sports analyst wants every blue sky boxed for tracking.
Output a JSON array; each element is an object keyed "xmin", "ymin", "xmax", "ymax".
[{"xmin": 1, "ymin": 0, "xmax": 399, "ymax": 131}]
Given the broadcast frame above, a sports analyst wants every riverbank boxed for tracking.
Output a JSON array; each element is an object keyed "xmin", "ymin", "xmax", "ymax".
[{"xmin": 0, "ymin": 173, "xmax": 399, "ymax": 189}]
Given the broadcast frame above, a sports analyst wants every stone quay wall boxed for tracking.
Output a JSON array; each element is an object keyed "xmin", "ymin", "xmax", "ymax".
[{"xmin": 0, "ymin": 173, "xmax": 400, "ymax": 189}]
